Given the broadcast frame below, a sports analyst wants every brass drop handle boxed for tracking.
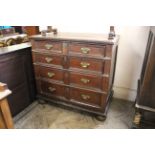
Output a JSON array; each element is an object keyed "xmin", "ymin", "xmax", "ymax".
[
  {"xmin": 81, "ymin": 78, "xmax": 90, "ymax": 84},
  {"xmin": 81, "ymin": 94, "xmax": 90, "ymax": 100},
  {"xmin": 45, "ymin": 44, "xmax": 53, "ymax": 50},
  {"xmin": 81, "ymin": 47, "xmax": 90, "ymax": 54},
  {"xmin": 45, "ymin": 57, "xmax": 53, "ymax": 63},
  {"xmin": 80, "ymin": 62, "xmax": 90, "ymax": 68},
  {"xmin": 48, "ymin": 87, "xmax": 56, "ymax": 92},
  {"xmin": 47, "ymin": 72, "xmax": 55, "ymax": 78}
]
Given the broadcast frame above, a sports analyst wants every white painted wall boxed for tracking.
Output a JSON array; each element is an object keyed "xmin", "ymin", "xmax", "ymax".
[
  {"xmin": 39, "ymin": 26, "xmax": 150, "ymax": 101},
  {"xmin": 113, "ymin": 27, "xmax": 150, "ymax": 101}
]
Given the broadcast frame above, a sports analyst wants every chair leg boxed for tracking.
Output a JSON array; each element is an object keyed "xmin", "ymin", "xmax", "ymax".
[{"xmin": 0, "ymin": 99, "xmax": 14, "ymax": 129}]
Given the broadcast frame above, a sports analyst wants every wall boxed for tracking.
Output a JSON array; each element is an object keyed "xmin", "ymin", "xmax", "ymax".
[
  {"xmin": 113, "ymin": 26, "xmax": 150, "ymax": 101},
  {"xmin": 39, "ymin": 26, "xmax": 150, "ymax": 101}
]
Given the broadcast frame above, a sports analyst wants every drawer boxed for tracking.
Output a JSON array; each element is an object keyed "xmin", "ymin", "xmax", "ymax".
[
  {"xmin": 33, "ymin": 53, "xmax": 63, "ymax": 67},
  {"xmin": 69, "ymin": 57, "xmax": 103, "ymax": 73},
  {"xmin": 33, "ymin": 40, "xmax": 62, "ymax": 53},
  {"xmin": 70, "ymin": 72, "xmax": 102, "ymax": 90},
  {"xmin": 40, "ymin": 81, "xmax": 66, "ymax": 98},
  {"xmin": 70, "ymin": 87, "xmax": 106, "ymax": 107},
  {"xmin": 69, "ymin": 43, "xmax": 105, "ymax": 57},
  {"xmin": 39, "ymin": 66, "xmax": 64, "ymax": 82}
]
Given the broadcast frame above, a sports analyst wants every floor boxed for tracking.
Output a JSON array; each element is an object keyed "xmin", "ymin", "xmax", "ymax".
[{"xmin": 14, "ymin": 99, "xmax": 135, "ymax": 129}]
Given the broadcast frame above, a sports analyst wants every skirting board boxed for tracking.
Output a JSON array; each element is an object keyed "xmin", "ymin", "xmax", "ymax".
[{"xmin": 113, "ymin": 86, "xmax": 136, "ymax": 102}]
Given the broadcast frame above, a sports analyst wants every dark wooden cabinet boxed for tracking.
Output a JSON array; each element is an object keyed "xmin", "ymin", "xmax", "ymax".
[
  {"xmin": 0, "ymin": 45, "xmax": 36, "ymax": 116},
  {"xmin": 30, "ymin": 33, "xmax": 119, "ymax": 119},
  {"xmin": 133, "ymin": 27, "xmax": 155, "ymax": 128}
]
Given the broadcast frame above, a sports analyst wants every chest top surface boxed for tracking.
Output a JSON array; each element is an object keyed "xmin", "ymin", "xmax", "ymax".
[{"xmin": 30, "ymin": 32, "xmax": 119, "ymax": 45}]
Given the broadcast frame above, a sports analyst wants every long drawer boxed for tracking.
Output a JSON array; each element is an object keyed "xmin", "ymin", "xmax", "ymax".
[
  {"xmin": 37, "ymin": 80, "xmax": 107, "ymax": 108},
  {"xmin": 34, "ymin": 65, "xmax": 110, "ymax": 92}
]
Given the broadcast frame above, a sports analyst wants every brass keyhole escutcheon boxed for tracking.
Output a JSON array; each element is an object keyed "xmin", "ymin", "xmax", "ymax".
[
  {"xmin": 45, "ymin": 57, "xmax": 53, "ymax": 63},
  {"xmin": 80, "ymin": 62, "xmax": 90, "ymax": 68},
  {"xmin": 48, "ymin": 87, "xmax": 56, "ymax": 92},
  {"xmin": 81, "ymin": 94, "xmax": 90, "ymax": 100},
  {"xmin": 81, "ymin": 78, "xmax": 90, "ymax": 84},
  {"xmin": 45, "ymin": 44, "xmax": 53, "ymax": 50},
  {"xmin": 47, "ymin": 72, "xmax": 55, "ymax": 78},
  {"xmin": 81, "ymin": 47, "xmax": 90, "ymax": 54}
]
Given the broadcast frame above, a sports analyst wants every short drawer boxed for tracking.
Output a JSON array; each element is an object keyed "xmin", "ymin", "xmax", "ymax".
[
  {"xmin": 39, "ymin": 66, "xmax": 64, "ymax": 82},
  {"xmin": 40, "ymin": 81, "xmax": 66, "ymax": 98},
  {"xmin": 69, "ymin": 43, "xmax": 105, "ymax": 58},
  {"xmin": 70, "ymin": 72, "xmax": 102, "ymax": 90},
  {"xmin": 32, "ymin": 40, "xmax": 63, "ymax": 53},
  {"xmin": 69, "ymin": 57, "xmax": 103, "ymax": 73},
  {"xmin": 33, "ymin": 53, "xmax": 63, "ymax": 67},
  {"xmin": 70, "ymin": 87, "xmax": 106, "ymax": 107}
]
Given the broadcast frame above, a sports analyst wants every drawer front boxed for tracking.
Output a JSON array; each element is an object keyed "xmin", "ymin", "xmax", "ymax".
[
  {"xmin": 69, "ymin": 57, "xmax": 103, "ymax": 73},
  {"xmin": 70, "ymin": 72, "xmax": 102, "ymax": 90},
  {"xmin": 41, "ymin": 81, "xmax": 66, "ymax": 98},
  {"xmin": 33, "ymin": 40, "xmax": 62, "ymax": 53},
  {"xmin": 39, "ymin": 66, "xmax": 64, "ymax": 82},
  {"xmin": 69, "ymin": 43, "xmax": 105, "ymax": 57},
  {"xmin": 70, "ymin": 88, "xmax": 105, "ymax": 107},
  {"xmin": 33, "ymin": 53, "xmax": 63, "ymax": 67}
]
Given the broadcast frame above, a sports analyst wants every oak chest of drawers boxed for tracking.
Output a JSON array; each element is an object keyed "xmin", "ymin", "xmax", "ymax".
[{"xmin": 30, "ymin": 33, "xmax": 119, "ymax": 120}]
